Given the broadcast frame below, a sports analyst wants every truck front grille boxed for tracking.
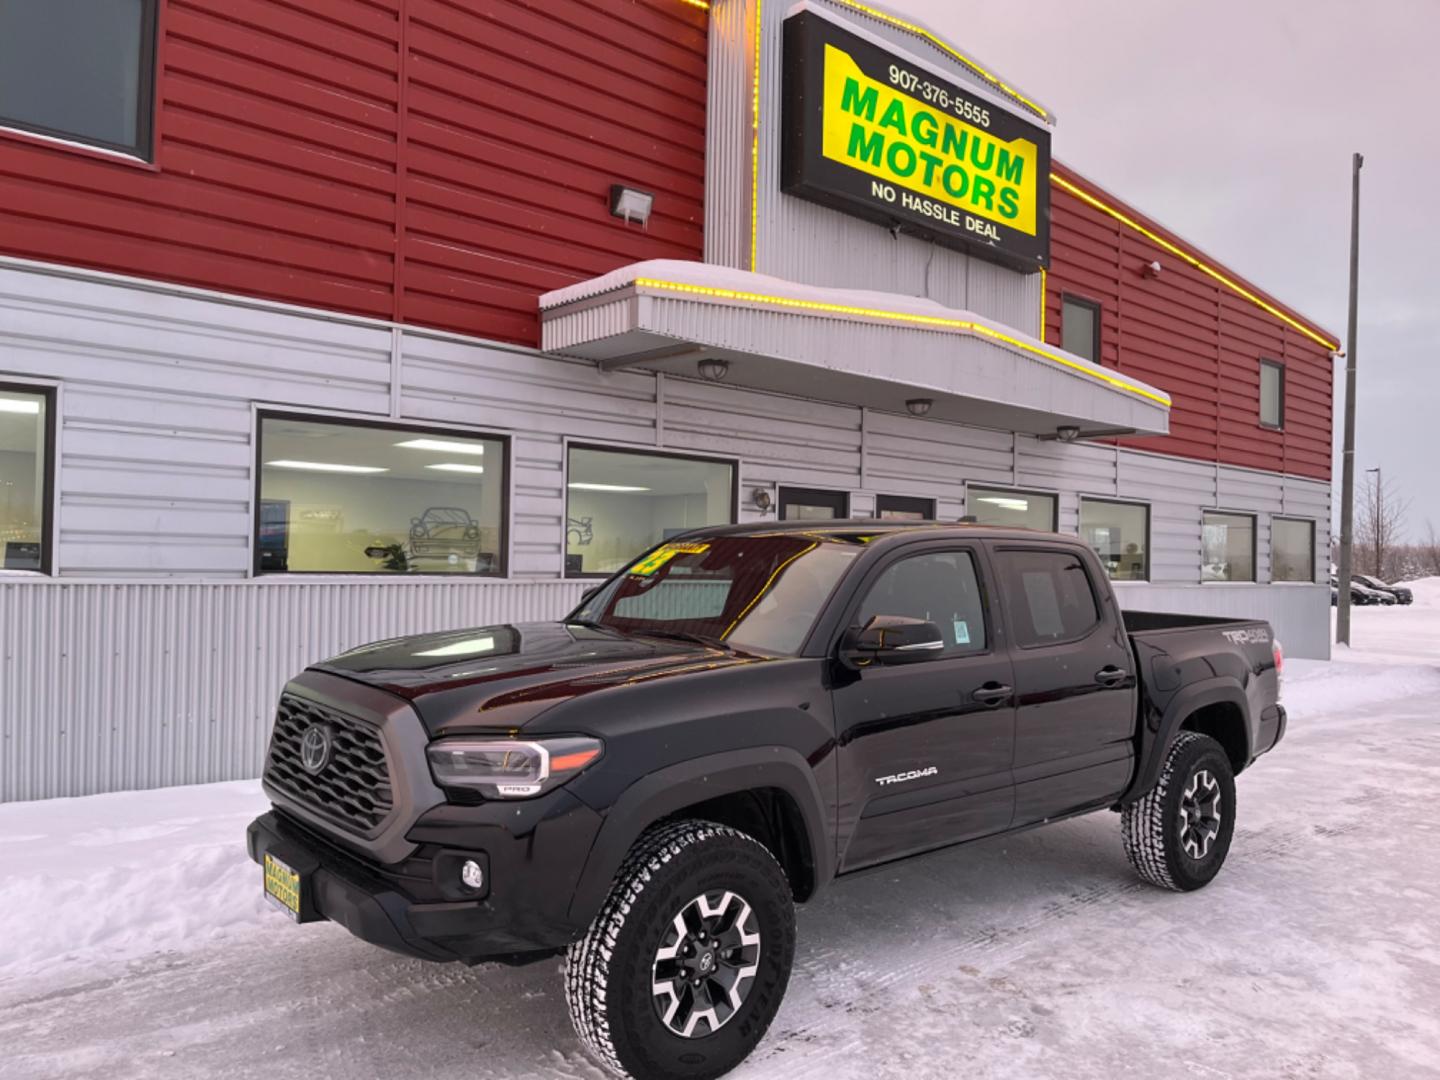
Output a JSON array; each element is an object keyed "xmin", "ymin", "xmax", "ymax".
[{"xmin": 264, "ymin": 694, "xmax": 395, "ymax": 836}]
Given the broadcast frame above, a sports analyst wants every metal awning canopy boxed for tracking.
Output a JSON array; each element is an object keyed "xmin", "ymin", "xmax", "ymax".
[{"xmin": 539, "ymin": 260, "xmax": 1170, "ymax": 438}]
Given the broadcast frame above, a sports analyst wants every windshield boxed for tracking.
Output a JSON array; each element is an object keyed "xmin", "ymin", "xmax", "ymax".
[{"xmin": 570, "ymin": 533, "xmax": 864, "ymax": 656}]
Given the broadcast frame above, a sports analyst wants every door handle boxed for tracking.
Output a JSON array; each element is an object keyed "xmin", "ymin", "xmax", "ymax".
[
  {"xmin": 1095, "ymin": 666, "xmax": 1129, "ymax": 687},
  {"xmin": 971, "ymin": 682, "xmax": 1013, "ymax": 707}
]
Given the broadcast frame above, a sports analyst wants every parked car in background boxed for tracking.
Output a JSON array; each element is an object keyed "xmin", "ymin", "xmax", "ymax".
[
  {"xmin": 1352, "ymin": 574, "xmax": 1413, "ymax": 606},
  {"xmin": 1331, "ymin": 576, "xmax": 1394, "ymax": 606}
]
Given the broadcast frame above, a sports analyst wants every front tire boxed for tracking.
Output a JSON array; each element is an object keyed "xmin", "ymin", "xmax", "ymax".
[
  {"xmin": 1122, "ymin": 731, "xmax": 1236, "ymax": 892},
  {"xmin": 565, "ymin": 820, "xmax": 796, "ymax": 1080}
]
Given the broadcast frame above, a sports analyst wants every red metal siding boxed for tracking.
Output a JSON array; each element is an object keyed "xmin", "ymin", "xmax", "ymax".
[
  {"xmin": 1046, "ymin": 164, "xmax": 1336, "ymax": 482},
  {"xmin": 0, "ymin": 0, "xmax": 706, "ymax": 346}
]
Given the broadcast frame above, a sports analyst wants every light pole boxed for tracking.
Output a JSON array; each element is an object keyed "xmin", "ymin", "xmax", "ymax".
[
  {"xmin": 1336, "ymin": 152, "xmax": 1363, "ymax": 647},
  {"xmin": 1365, "ymin": 466, "xmax": 1381, "ymax": 578}
]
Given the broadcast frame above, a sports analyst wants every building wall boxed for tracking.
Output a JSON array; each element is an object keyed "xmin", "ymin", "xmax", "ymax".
[
  {"xmin": 1046, "ymin": 164, "xmax": 1336, "ymax": 481},
  {"xmin": 0, "ymin": 0, "xmax": 707, "ymax": 347},
  {"xmin": 0, "ymin": 259, "xmax": 1329, "ymax": 800}
]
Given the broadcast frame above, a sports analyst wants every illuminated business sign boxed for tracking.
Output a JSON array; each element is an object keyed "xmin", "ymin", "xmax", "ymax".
[{"xmin": 781, "ymin": 10, "xmax": 1051, "ymax": 272}]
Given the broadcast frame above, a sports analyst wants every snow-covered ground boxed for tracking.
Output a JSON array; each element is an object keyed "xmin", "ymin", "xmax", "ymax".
[{"xmin": 2, "ymin": 596, "xmax": 1438, "ymax": 1079}]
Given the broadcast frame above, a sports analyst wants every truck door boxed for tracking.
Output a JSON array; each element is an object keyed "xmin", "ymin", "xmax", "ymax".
[
  {"xmin": 989, "ymin": 544, "xmax": 1138, "ymax": 827},
  {"xmin": 831, "ymin": 544, "xmax": 1016, "ymax": 872}
]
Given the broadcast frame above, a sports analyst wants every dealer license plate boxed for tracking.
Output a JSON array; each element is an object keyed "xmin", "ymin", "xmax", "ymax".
[{"xmin": 263, "ymin": 852, "xmax": 303, "ymax": 921}]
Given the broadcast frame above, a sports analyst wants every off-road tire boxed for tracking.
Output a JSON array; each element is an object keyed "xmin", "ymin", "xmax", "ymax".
[
  {"xmin": 1122, "ymin": 731, "xmax": 1236, "ymax": 892},
  {"xmin": 565, "ymin": 820, "xmax": 795, "ymax": 1080}
]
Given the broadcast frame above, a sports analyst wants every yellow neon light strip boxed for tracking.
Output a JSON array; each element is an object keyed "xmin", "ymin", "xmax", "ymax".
[
  {"xmin": 722, "ymin": 541, "xmax": 820, "ymax": 638},
  {"xmin": 826, "ymin": 0, "xmax": 1049, "ymax": 121},
  {"xmin": 633, "ymin": 277, "xmax": 1172, "ymax": 406},
  {"xmin": 676, "ymin": 0, "xmax": 710, "ymax": 8},
  {"xmin": 750, "ymin": 0, "xmax": 763, "ymax": 271},
  {"xmin": 1038, "ymin": 267, "xmax": 1047, "ymax": 342},
  {"xmin": 1051, "ymin": 173, "xmax": 1339, "ymax": 352}
]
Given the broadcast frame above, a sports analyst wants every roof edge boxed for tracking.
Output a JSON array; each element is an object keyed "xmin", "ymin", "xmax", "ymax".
[{"xmin": 1052, "ymin": 161, "xmax": 1340, "ymax": 351}]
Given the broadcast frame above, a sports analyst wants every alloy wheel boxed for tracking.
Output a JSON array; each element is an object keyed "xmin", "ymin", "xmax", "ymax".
[
  {"xmin": 651, "ymin": 889, "xmax": 762, "ymax": 1038},
  {"xmin": 1178, "ymin": 768, "xmax": 1223, "ymax": 859}
]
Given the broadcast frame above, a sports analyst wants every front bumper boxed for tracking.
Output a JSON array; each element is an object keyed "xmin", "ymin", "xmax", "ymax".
[{"xmin": 247, "ymin": 789, "xmax": 603, "ymax": 964}]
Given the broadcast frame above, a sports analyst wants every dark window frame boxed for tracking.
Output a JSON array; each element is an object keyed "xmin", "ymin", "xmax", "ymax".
[
  {"xmin": 1060, "ymin": 293, "xmax": 1103, "ymax": 363},
  {"xmin": 874, "ymin": 493, "xmax": 936, "ymax": 521},
  {"xmin": 565, "ymin": 441, "xmax": 741, "ymax": 580},
  {"xmin": 0, "ymin": 381, "xmax": 57, "ymax": 576},
  {"xmin": 1259, "ymin": 358, "xmax": 1286, "ymax": 430},
  {"xmin": 1200, "ymin": 509, "xmax": 1259, "ymax": 584},
  {"xmin": 1270, "ymin": 516, "xmax": 1317, "ymax": 584},
  {"xmin": 0, "ymin": 0, "xmax": 160, "ymax": 161},
  {"xmin": 253, "ymin": 410, "xmax": 511, "ymax": 579},
  {"xmin": 992, "ymin": 543, "xmax": 1105, "ymax": 650},
  {"xmin": 1078, "ymin": 496, "xmax": 1152, "ymax": 583},
  {"xmin": 778, "ymin": 485, "xmax": 850, "ymax": 522},
  {"xmin": 965, "ymin": 484, "xmax": 1060, "ymax": 532}
]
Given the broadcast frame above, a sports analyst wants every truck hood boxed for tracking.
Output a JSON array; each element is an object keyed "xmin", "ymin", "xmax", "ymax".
[{"xmin": 312, "ymin": 621, "xmax": 764, "ymax": 733}]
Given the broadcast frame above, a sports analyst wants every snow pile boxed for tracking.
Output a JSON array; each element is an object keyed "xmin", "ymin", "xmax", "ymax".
[
  {"xmin": 0, "ymin": 780, "xmax": 271, "ymax": 978},
  {"xmin": 1404, "ymin": 575, "xmax": 1440, "ymax": 607},
  {"xmin": 1283, "ymin": 656, "xmax": 1440, "ymax": 716}
]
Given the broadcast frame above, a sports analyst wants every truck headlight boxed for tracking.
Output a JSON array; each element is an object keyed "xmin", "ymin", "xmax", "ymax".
[{"xmin": 426, "ymin": 737, "xmax": 603, "ymax": 799}]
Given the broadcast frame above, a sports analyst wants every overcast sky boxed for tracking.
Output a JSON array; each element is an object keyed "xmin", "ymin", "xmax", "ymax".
[{"xmin": 905, "ymin": 0, "xmax": 1439, "ymax": 538}]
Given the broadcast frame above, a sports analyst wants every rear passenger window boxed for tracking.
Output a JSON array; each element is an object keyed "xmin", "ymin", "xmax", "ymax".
[
  {"xmin": 996, "ymin": 549, "xmax": 1100, "ymax": 647},
  {"xmin": 855, "ymin": 550, "xmax": 987, "ymax": 654}
]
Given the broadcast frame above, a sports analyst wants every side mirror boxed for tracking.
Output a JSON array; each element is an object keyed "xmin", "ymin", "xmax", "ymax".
[{"xmin": 840, "ymin": 615, "xmax": 945, "ymax": 667}]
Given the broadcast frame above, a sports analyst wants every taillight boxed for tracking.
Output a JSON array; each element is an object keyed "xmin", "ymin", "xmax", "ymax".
[{"xmin": 1272, "ymin": 638, "xmax": 1284, "ymax": 693}]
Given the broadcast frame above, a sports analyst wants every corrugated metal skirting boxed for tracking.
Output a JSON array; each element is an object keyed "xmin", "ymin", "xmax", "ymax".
[{"xmin": 0, "ymin": 580, "xmax": 586, "ymax": 802}]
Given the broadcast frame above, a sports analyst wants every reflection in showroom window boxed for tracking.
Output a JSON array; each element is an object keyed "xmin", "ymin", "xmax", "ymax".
[
  {"xmin": 256, "ymin": 414, "xmax": 506, "ymax": 575},
  {"xmin": 566, "ymin": 446, "xmax": 735, "ymax": 576},
  {"xmin": 0, "ymin": 386, "xmax": 52, "ymax": 573},
  {"xmin": 966, "ymin": 486, "xmax": 1056, "ymax": 530},
  {"xmin": 1081, "ymin": 498, "xmax": 1150, "ymax": 581},
  {"xmin": 1271, "ymin": 518, "xmax": 1315, "ymax": 583},
  {"xmin": 1201, "ymin": 511, "xmax": 1256, "ymax": 583}
]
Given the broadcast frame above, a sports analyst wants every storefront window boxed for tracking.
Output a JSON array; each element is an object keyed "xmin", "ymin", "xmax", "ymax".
[
  {"xmin": 256, "ymin": 415, "xmax": 506, "ymax": 575},
  {"xmin": 1271, "ymin": 518, "xmax": 1315, "ymax": 583},
  {"xmin": 967, "ymin": 486, "xmax": 1056, "ymax": 531},
  {"xmin": 1080, "ymin": 499, "xmax": 1149, "ymax": 581},
  {"xmin": 1202, "ymin": 511, "xmax": 1256, "ymax": 582},
  {"xmin": 0, "ymin": 387, "xmax": 51, "ymax": 572},
  {"xmin": 875, "ymin": 494, "xmax": 934, "ymax": 521},
  {"xmin": 567, "ymin": 446, "xmax": 734, "ymax": 576}
]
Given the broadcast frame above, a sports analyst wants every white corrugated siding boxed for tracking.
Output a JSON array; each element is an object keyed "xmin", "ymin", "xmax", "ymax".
[
  {"xmin": 0, "ymin": 259, "xmax": 1333, "ymax": 800},
  {"xmin": 0, "ymin": 580, "xmax": 586, "ymax": 802}
]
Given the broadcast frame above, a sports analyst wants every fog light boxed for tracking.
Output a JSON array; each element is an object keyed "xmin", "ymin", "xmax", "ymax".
[{"xmin": 461, "ymin": 859, "xmax": 485, "ymax": 891}]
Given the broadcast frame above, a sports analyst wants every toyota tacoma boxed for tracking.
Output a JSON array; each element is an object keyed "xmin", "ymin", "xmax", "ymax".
[{"xmin": 248, "ymin": 521, "xmax": 1286, "ymax": 1079}]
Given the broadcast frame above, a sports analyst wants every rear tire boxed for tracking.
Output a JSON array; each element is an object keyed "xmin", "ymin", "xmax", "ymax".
[
  {"xmin": 1122, "ymin": 731, "xmax": 1236, "ymax": 892},
  {"xmin": 565, "ymin": 819, "xmax": 795, "ymax": 1080}
]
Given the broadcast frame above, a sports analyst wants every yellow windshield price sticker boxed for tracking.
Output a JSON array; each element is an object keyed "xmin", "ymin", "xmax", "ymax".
[{"xmin": 629, "ymin": 542, "xmax": 710, "ymax": 577}]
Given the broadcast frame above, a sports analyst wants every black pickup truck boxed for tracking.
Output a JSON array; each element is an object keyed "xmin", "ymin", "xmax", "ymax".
[{"xmin": 248, "ymin": 522, "xmax": 1286, "ymax": 1080}]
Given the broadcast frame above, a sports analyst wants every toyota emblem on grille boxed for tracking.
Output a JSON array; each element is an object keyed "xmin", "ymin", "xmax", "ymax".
[{"xmin": 299, "ymin": 723, "xmax": 334, "ymax": 775}]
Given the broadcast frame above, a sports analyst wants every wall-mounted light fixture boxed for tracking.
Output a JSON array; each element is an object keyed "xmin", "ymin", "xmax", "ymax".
[
  {"xmin": 1143, "ymin": 260, "xmax": 1163, "ymax": 279},
  {"xmin": 698, "ymin": 358, "xmax": 730, "ymax": 382},
  {"xmin": 751, "ymin": 487, "xmax": 774, "ymax": 513},
  {"xmin": 905, "ymin": 398, "xmax": 933, "ymax": 417},
  {"xmin": 609, "ymin": 184, "xmax": 654, "ymax": 226},
  {"xmin": 1056, "ymin": 425, "xmax": 1081, "ymax": 443}
]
